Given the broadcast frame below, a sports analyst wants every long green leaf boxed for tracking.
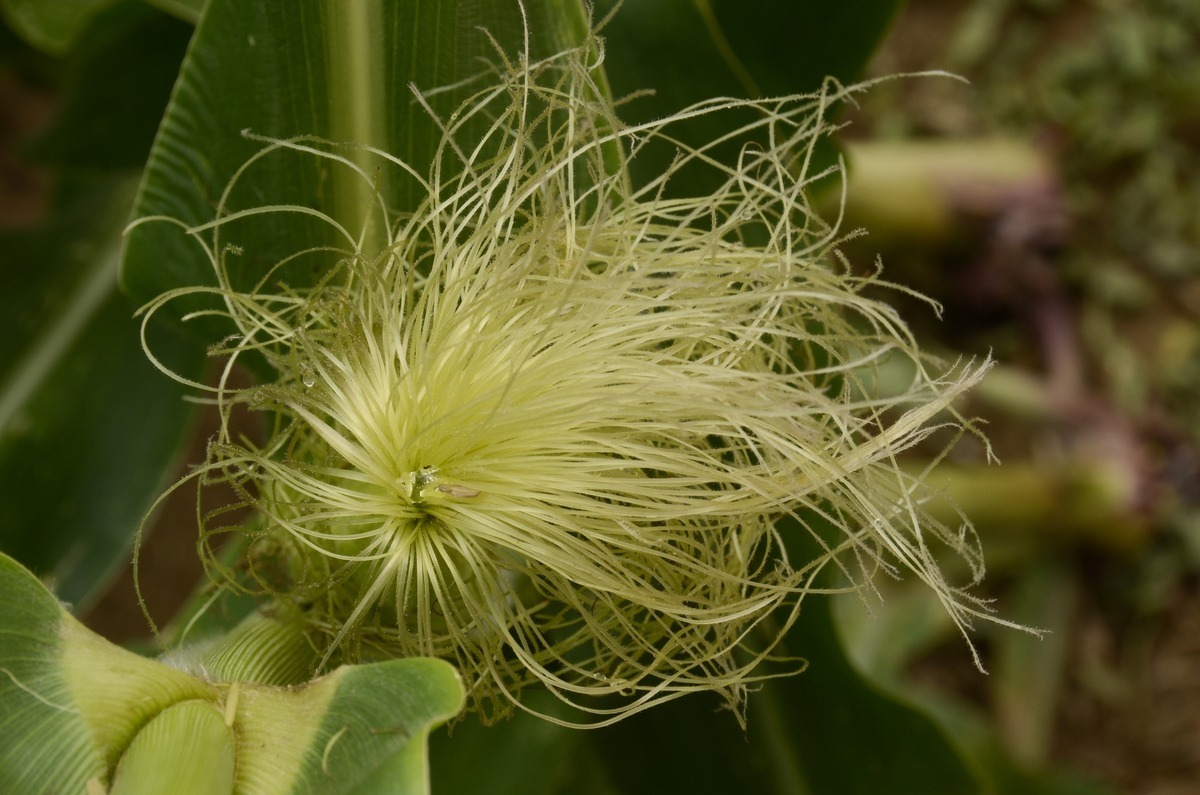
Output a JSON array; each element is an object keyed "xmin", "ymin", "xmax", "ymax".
[
  {"xmin": 431, "ymin": 586, "xmax": 979, "ymax": 795},
  {"xmin": 0, "ymin": 176, "xmax": 203, "ymax": 610},
  {"xmin": 122, "ymin": 0, "xmax": 592, "ymax": 347},
  {"xmin": 562, "ymin": 514, "xmax": 978, "ymax": 794},
  {"xmin": 0, "ymin": 1, "xmax": 200, "ymax": 609}
]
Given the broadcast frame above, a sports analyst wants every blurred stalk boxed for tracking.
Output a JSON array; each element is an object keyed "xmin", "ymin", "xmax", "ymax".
[
  {"xmin": 912, "ymin": 459, "xmax": 1148, "ymax": 554},
  {"xmin": 836, "ymin": 138, "xmax": 1055, "ymax": 251},
  {"xmin": 991, "ymin": 556, "xmax": 1077, "ymax": 768}
]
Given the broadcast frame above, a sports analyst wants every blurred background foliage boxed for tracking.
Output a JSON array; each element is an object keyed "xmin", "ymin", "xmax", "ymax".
[
  {"xmin": 845, "ymin": 1, "xmax": 1200, "ymax": 792},
  {"xmin": 0, "ymin": 0, "xmax": 1196, "ymax": 792}
]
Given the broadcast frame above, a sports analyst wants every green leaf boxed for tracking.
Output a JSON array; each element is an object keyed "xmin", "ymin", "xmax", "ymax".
[
  {"xmin": 920, "ymin": 696, "xmax": 1121, "ymax": 795},
  {"xmin": 594, "ymin": 0, "xmax": 903, "ymax": 191},
  {"xmin": 431, "ymin": 590, "xmax": 978, "ymax": 795},
  {"xmin": 429, "ymin": 691, "xmax": 603, "ymax": 795},
  {"xmin": 27, "ymin": 1, "xmax": 194, "ymax": 170},
  {"xmin": 199, "ymin": 610, "xmax": 321, "ymax": 687},
  {"xmin": 757, "ymin": 595, "xmax": 980, "ymax": 794},
  {"xmin": 144, "ymin": 0, "xmax": 204, "ymax": 25},
  {"xmin": 0, "ymin": 176, "xmax": 204, "ymax": 610},
  {"xmin": 0, "ymin": 551, "xmax": 464, "ymax": 794},
  {"xmin": 0, "ymin": 5, "xmax": 198, "ymax": 607},
  {"xmin": 0, "ymin": 0, "xmax": 114, "ymax": 54},
  {"xmin": 833, "ymin": 576, "xmax": 959, "ymax": 686},
  {"xmin": 587, "ymin": 593, "xmax": 979, "ymax": 795},
  {"xmin": 0, "ymin": 552, "xmax": 101, "ymax": 794},
  {"xmin": 227, "ymin": 658, "xmax": 463, "ymax": 795},
  {"xmin": 121, "ymin": 0, "xmax": 593, "ymax": 348},
  {"xmin": 598, "ymin": 0, "xmax": 902, "ymax": 108},
  {"xmin": 302, "ymin": 660, "xmax": 463, "ymax": 795},
  {"xmin": 991, "ymin": 558, "xmax": 1077, "ymax": 767}
]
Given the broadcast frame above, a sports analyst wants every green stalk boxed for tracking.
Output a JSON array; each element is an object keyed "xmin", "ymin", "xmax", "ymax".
[
  {"xmin": 837, "ymin": 139, "xmax": 1053, "ymax": 250},
  {"xmin": 913, "ymin": 459, "xmax": 1147, "ymax": 552}
]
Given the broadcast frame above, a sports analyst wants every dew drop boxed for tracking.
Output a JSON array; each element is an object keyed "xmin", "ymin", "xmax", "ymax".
[
  {"xmin": 300, "ymin": 363, "xmax": 317, "ymax": 388},
  {"xmin": 415, "ymin": 466, "xmax": 439, "ymax": 488}
]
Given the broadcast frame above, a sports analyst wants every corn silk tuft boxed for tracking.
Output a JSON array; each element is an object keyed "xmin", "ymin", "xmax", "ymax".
[{"xmin": 140, "ymin": 32, "xmax": 997, "ymax": 727}]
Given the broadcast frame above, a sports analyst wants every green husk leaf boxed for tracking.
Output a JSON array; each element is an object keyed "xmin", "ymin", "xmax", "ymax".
[
  {"xmin": 0, "ymin": 552, "xmax": 104, "ymax": 794},
  {"xmin": 197, "ymin": 610, "xmax": 321, "ymax": 686},
  {"xmin": 0, "ymin": 550, "xmax": 214, "ymax": 793},
  {"xmin": 110, "ymin": 700, "xmax": 236, "ymax": 795},
  {"xmin": 231, "ymin": 659, "xmax": 463, "ymax": 795},
  {"xmin": 1, "ymin": 551, "xmax": 463, "ymax": 794}
]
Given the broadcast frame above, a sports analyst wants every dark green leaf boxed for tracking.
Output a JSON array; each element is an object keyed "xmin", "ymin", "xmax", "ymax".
[
  {"xmin": 429, "ymin": 692, "xmax": 606, "ymax": 795},
  {"xmin": 758, "ymin": 595, "xmax": 980, "ymax": 794},
  {"xmin": 595, "ymin": 0, "xmax": 903, "ymax": 192},
  {"xmin": 583, "ymin": 513, "xmax": 979, "ymax": 795},
  {"xmin": 0, "ymin": 0, "xmax": 113, "ymax": 54},
  {"xmin": 432, "ymin": 573, "xmax": 979, "ymax": 794},
  {"xmin": 588, "ymin": 593, "xmax": 979, "ymax": 795},
  {"xmin": 28, "ymin": 1, "xmax": 194, "ymax": 170},
  {"xmin": 0, "ymin": 176, "xmax": 203, "ymax": 610},
  {"xmin": 144, "ymin": 0, "xmax": 204, "ymax": 25},
  {"xmin": 598, "ymin": 0, "xmax": 902, "ymax": 108},
  {"xmin": 922, "ymin": 696, "xmax": 1121, "ymax": 795}
]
